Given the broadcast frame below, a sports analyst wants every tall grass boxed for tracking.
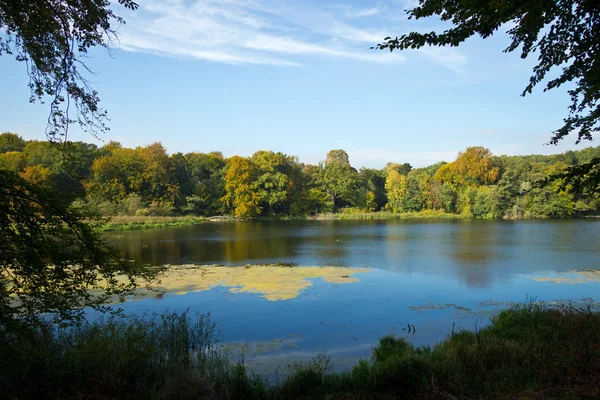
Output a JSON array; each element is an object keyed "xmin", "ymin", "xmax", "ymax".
[
  {"xmin": 0, "ymin": 312, "xmax": 265, "ymax": 399},
  {"xmin": 98, "ymin": 212, "xmax": 464, "ymax": 229},
  {"xmin": 97, "ymin": 216, "xmax": 212, "ymax": 231},
  {"xmin": 310, "ymin": 210, "xmax": 466, "ymax": 220},
  {"xmin": 272, "ymin": 302, "xmax": 600, "ymax": 399},
  {"xmin": 2, "ymin": 303, "xmax": 599, "ymax": 399}
]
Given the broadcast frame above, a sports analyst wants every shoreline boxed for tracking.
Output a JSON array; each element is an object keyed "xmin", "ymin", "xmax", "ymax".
[
  {"xmin": 97, "ymin": 211, "xmax": 599, "ymax": 231},
  {"xmin": 4, "ymin": 303, "xmax": 599, "ymax": 399}
]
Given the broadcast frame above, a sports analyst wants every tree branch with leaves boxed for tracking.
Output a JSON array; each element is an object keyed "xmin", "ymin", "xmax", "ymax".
[
  {"xmin": 0, "ymin": 0, "xmax": 139, "ymax": 142},
  {"xmin": 0, "ymin": 169, "xmax": 159, "ymax": 328},
  {"xmin": 373, "ymin": 0, "xmax": 600, "ymax": 145}
]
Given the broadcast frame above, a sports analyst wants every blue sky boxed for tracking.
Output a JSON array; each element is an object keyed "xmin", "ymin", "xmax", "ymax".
[{"xmin": 0, "ymin": 0, "xmax": 594, "ymax": 168}]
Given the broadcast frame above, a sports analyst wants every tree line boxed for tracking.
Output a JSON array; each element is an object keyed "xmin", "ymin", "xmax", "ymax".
[{"xmin": 1, "ymin": 132, "xmax": 599, "ymax": 220}]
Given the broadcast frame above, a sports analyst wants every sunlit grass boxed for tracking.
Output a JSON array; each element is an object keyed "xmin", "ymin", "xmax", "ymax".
[
  {"xmin": 97, "ymin": 215, "xmax": 213, "ymax": 231},
  {"xmin": 98, "ymin": 211, "xmax": 468, "ymax": 229},
  {"xmin": 310, "ymin": 210, "xmax": 467, "ymax": 220}
]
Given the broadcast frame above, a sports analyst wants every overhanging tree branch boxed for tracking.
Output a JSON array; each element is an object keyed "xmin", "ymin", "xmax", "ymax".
[{"xmin": 0, "ymin": 0, "xmax": 139, "ymax": 142}]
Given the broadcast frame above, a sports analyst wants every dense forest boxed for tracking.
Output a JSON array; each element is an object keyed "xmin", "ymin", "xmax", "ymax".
[{"xmin": 1, "ymin": 132, "xmax": 599, "ymax": 220}]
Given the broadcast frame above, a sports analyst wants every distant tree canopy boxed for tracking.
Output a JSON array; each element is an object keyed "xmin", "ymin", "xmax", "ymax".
[
  {"xmin": 0, "ymin": 132, "xmax": 27, "ymax": 153},
  {"xmin": 0, "ymin": 1, "xmax": 138, "ymax": 141},
  {"xmin": 3, "ymin": 132, "xmax": 600, "ymax": 220},
  {"xmin": 373, "ymin": 0, "xmax": 600, "ymax": 145}
]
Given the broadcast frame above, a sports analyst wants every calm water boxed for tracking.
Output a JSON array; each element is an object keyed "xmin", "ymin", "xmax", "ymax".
[{"xmin": 105, "ymin": 220, "xmax": 600, "ymax": 370}]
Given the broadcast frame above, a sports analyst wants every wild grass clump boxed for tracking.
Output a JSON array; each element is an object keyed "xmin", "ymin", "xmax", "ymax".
[
  {"xmin": 309, "ymin": 210, "xmax": 465, "ymax": 220},
  {"xmin": 97, "ymin": 215, "xmax": 211, "ymax": 231},
  {"xmin": 267, "ymin": 302, "xmax": 600, "ymax": 399},
  {"xmin": 1, "ymin": 303, "xmax": 599, "ymax": 399},
  {"xmin": 0, "ymin": 312, "xmax": 265, "ymax": 399}
]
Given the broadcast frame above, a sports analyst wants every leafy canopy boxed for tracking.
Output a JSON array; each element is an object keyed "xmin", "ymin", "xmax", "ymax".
[
  {"xmin": 0, "ymin": 0, "xmax": 138, "ymax": 141},
  {"xmin": 0, "ymin": 170, "xmax": 158, "ymax": 326},
  {"xmin": 373, "ymin": 0, "xmax": 600, "ymax": 145}
]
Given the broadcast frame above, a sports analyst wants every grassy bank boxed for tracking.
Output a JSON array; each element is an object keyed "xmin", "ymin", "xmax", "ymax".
[
  {"xmin": 309, "ymin": 210, "xmax": 466, "ymax": 220},
  {"xmin": 97, "ymin": 211, "xmax": 464, "ymax": 231},
  {"xmin": 258, "ymin": 210, "xmax": 467, "ymax": 222},
  {"xmin": 97, "ymin": 215, "xmax": 233, "ymax": 231},
  {"xmin": 2, "ymin": 303, "xmax": 599, "ymax": 399},
  {"xmin": 96, "ymin": 210, "xmax": 590, "ymax": 230}
]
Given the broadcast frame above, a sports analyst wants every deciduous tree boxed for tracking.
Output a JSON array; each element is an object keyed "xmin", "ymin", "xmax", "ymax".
[{"xmin": 222, "ymin": 156, "xmax": 261, "ymax": 219}]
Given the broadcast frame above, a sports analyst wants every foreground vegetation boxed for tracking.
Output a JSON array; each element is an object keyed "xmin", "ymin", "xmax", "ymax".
[
  {"xmin": 2, "ymin": 133, "xmax": 600, "ymax": 222},
  {"xmin": 2, "ymin": 303, "xmax": 599, "ymax": 399}
]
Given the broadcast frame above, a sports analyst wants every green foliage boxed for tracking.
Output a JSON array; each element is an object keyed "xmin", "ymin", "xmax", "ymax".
[
  {"xmin": 359, "ymin": 167, "xmax": 387, "ymax": 210},
  {"xmin": 0, "ymin": 0, "xmax": 139, "ymax": 139},
  {"xmin": 3, "ymin": 305, "xmax": 599, "ymax": 399},
  {"xmin": 325, "ymin": 149, "xmax": 350, "ymax": 166},
  {"xmin": 0, "ymin": 170, "xmax": 157, "ymax": 326},
  {"xmin": 388, "ymin": 162, "xmax": 412, "ymax": 176},
  {"xmin": 0, "ymin": 151, "xmax": 26, "ymax": 172},
  {"xmin": 97, "ymin": 215, "xmax": 212, "ymax": 231},
  {"xmin": 373, "ymin": 0, "xmax": 600, "ymax": 195},
  {"xmin": 0, "ymin": 312, "xmax": 266, "ymax": 400},
  {"xmin": 186, "ymin": 151, "xmax": 227, "ymax": 216},
  {"xmin": 439, "ymin": 183, "xmax": 457, "ymax": 213},
  {"xmin": 320, "ymin": 150, "xmax": 361, "ymax": 209},
  {"xmin": 373, "ymin": 0, "xmax": 600, "ymax": 146},
  {"xmin": 472, "ymin": 186, "xmax": 501, "ymax": 219},
  {"xmin": 252, "ymin": 150, "xmax": 302, "ymax": 216},
  {"xmin": 0, "ymin": 132, "xmax": 27, "ymax": 153},
  {"xmin": 5, "ymin": 133, "xmax": 600, "ymax": 220},
  {"xmin": 296, "ymin": 187, "xmax": 334, "ymax": 215},
  {"xmin": 88, "ymin": 142, "xmax": 179, "ymax": 207}
]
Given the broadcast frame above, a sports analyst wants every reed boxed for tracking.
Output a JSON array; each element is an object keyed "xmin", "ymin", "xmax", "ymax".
[
  {"xmin": 309, "ymin": 210, "xmax": 466, "ymax": 220},
  {"xmin": 97, "ymin": 215, "xmax": 215, "ymax": 231},
  {"xmin": 2, "ymin": 302, "xmax": 598, "ymax": 399}
]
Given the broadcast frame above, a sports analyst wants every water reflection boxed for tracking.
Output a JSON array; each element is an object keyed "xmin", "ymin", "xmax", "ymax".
[
  {"xmin": 102, "ymin": 220, "xmax": 600, "ymax": 369},
  {"xmin": 106, "ymin": 220, "xmax": 600, "ymax": 288}
]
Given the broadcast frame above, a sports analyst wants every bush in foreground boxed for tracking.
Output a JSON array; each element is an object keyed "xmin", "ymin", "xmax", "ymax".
[{"xmin": 1, "ymin": 303, "xmax": 599, "ymax": 399}]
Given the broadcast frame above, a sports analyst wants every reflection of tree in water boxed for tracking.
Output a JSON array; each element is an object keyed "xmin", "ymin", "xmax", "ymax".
[
  {"xmin": 449, "ymin": 222, "xmax": 500, "ymax": 288},
  {"xmin": 107, "ymin": 228, "xmax": 188, "ymax": 265},
  {"xmin": 315, "ymin": 226, "xmax": 350, "ymax": 261},
  {"xmin": 223, "ymin": 222, "xmax": 292, "ymax": 262},
  {"xmin": 384, "ymin": 230, "xmax": 411, "ymax": 272},
  {"xmin": 107, "ymin": 223, "xmax": 297, "ymax": 265},
  {"xmin": 107, "ymin": 220, "xmax": 600, "ymax": 289}
]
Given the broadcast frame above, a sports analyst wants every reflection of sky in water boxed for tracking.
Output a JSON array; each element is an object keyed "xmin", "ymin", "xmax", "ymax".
[
  {"xmin": 104, "ymin": 220, "xmax": 600, "ymax": 371},
  {"xmin": 113, "ymin": 267, "xmax": 600, "ymax": 372}
]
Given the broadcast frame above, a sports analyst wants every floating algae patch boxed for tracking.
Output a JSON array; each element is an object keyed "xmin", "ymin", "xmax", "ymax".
[
  {"xmin": 533, "ymin": 269, "xmax": 600, "ymax": 285},
  {"xmin": 222, "ymin": 337, "xmax": 301, "ymax": 356},
  {"xmin": 409, "ymin": 302, "xmax": 472, "ymax": 313},
  {"xmin": 136, "ymin": 264, "xmax": 370, "ymax": 301}
]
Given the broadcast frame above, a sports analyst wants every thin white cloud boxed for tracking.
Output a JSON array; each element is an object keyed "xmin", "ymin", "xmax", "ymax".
[
  {"xmin": 343, "ymin": 4, "xmax": 387, "ymax": 18},
  {"xmin": 117, "ymin": 0, "xmax": 464, "ymax": 69},
  {"xmin": 417, "ymin": 46, "xmax": 468, "ymax": 72}
]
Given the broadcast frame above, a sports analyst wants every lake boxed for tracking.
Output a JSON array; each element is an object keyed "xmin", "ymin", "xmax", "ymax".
[{"xmin": 105, "ymin": 219, "xmax": 600, "ymax": 371}]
